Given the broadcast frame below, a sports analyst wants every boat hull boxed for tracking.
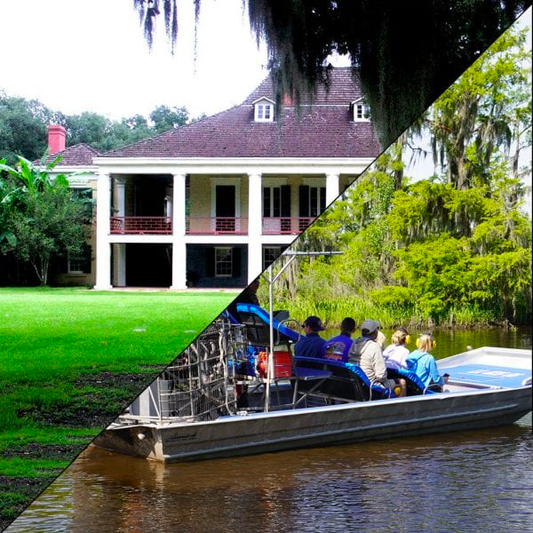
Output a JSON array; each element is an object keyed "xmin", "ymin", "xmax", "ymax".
[{"xmin": 94, "ymin": 385, "xmax": 531, "ymax": 463}]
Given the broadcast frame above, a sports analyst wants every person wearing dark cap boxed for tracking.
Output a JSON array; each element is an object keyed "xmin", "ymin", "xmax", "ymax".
[
  {"xmin": 348, "ymin": 319, "xmax": 402, "ymax": 395},
  {"xmin": 294, "ymin": 316, "xmax": 327, "ymax": 359},
  {"xmin": 323, "ymin": 317, "xmax": 356, "ymax": 362}
]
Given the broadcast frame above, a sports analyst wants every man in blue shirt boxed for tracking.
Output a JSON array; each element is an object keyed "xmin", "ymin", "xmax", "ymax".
[
  {"xmin": 323, "ymin": 317, "xmax": 356, "ymax": 362},
  {"xmin": 294, "ymin": 316, "xmax": 327, "ymax": 358}
]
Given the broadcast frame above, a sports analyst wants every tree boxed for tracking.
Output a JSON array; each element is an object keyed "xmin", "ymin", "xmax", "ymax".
[
  {"xmin": 0, "ymin": 154, "xmax": 92, "ymax": 285},
  {"xmin": 64, "ymin": 111, "xmax": 111, "ymax": 147},
  {"xmin": 0, "ymin": 93, "xmax": 58, "ymax": 165},
  {"xmin": 150, "ymin": 105, "xmax": 189, "ymax": 133},
  {"xmin": 269, "ymin": 22, "xmax": 532, "ymax": 326},
  {"xmin": 426, "ymin": 27, "xmax": 531, "ymax": 192},
  {"xmin": 133, "ymin": 0, "xmax": 530, "ymax": 146},
  {"xmin": 1, "ymin": 88, "xmax": 196, "ymax": 159},
  {"xmin": 63, "ymin": 106, "xmax": 191, "ymax": 151}
]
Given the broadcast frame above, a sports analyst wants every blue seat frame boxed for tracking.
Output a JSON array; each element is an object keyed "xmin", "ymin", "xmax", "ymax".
[
  {"xmin": 294, "ymin": 356, "xmax": 397, "ymax": 402},
  {"xmin": 386, "ymin": 367, "xmax": 439, "ymax": 395}
]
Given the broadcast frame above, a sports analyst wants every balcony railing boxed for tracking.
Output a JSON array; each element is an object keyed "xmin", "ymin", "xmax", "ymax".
[
  {"xmin": 186, "ymin": 217, "xmax": 248, "ymax": 235},
  {"xmin": 110, "ymin": 216, "xmax": 315, "ymax": 236},
  {"xmin": 110, "ymin": 216, "xmax": 172, "ymax": 235},
  {"xmin": 262, "ymin": 217, "xmax": 315, "ymax": 235}
]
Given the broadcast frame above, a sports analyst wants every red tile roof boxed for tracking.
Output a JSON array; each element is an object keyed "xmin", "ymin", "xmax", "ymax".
[
  {"xmin": 103, "ymin": 68, "xmax": 382, "ymax": 159},
  {"xmin": 42, "ymin": 143, "xmax": 101, "ymax": 167}
]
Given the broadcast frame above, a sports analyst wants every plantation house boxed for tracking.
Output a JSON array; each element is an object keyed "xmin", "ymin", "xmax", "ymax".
[{"xmin": 49, "ymin": 68, "xmax": 380, "ymax": 290}]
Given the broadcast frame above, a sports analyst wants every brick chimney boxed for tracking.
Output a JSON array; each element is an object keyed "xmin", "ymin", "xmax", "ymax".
[
  {"xmin": 48, "ymin": 125, "xmax": 66, "ymax": 155},
  {"xmin": 283, "ymin": 93, "xmax": 293, "ymax": 105}
]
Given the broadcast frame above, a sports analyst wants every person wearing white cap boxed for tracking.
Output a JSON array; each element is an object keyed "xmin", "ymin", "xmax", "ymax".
[{"xmin": 348, "ymin": 319, "xmax": 403, "ymax": 395}]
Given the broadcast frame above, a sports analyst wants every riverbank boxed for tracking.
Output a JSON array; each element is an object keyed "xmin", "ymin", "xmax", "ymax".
[{"xmin": 273, "ymin": 294, "xmax": 529, "ymax": 331}]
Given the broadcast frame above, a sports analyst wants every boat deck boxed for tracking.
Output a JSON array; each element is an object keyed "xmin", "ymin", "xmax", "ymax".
[{"xmin": 443, "ymin": 363, "xmax": 531, "ymax": 390}]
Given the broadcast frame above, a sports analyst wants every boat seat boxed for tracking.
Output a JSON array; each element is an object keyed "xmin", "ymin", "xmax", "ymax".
[
  {"xmin": 235, "ymin": 303, "xmax": 299, "ymax": 347},
  {"xmin": 221, "ymin": 309, "xmax": 241, "ymax": 325},
  {"xmin": 386, "ymin": 367, "xmax": 439, "ymax": 395},
  {"xmin": 293, "ymin": 357, "xmax": 396, "ymax": 402}
]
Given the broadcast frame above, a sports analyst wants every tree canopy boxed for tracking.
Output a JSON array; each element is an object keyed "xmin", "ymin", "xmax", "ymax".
[
  {"xmin": 0, "ymin": 92, "xmax": 196, "ymax": 163},
  {"xmin": 133, "ymin": 0, "xmax": 531, "ymax": 147},
  {"xmin": 0, "ymin": 154, "xmax": 93, "ymax": 285},
  {"xmin": 268, "ymin": 25, "xmax": 532, "ymax": 328},
  {"xmin": 0, "ymin": 92, "xmax": 58, "ymax": 164}
]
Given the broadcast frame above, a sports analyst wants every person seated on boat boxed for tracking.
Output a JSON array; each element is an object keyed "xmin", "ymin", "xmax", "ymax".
[
  {"xmin": 348, "ymin": 319, "xmax": 405, "ymax": 396},
  {"xmin": 294, "ymin": 316, "xmax": 327, "ymax": 359},
  {"xmin": 226, "ymin": 278, "xmax": 261, "ymax": 319},
  {"xmin": 322, "ymin": 317, "xmax": 356, "ymax": 362},
  {"xmin": 406, "ymin": 333, "xmax": 449, "ymax": 391},
  {"xmin": 383, "ymin": 327, "xmax": 410, "ymax": 369}
]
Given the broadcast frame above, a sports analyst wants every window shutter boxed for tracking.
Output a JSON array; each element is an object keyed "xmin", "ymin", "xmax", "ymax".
[
  {"xmin": 299, "ymin": 185, "xmax": 309, "ymax": 217},
  {"xmin": 320, "ymin": 187, "xmax": 327, "ymax": 213},
  {"xmin": 263, "ymin": 187, "xmax": 271, "ymax": 217},
  {"xmin": 281, "ymin": 185, "xmax": 291, "ymax": 217}
]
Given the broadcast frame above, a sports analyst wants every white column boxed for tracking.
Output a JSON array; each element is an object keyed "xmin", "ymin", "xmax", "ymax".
[
  {"xmin": 94, "ymin": 172, "xmax": 112, "ymax": 290},
  {"xmin": 115, "ymin": 178, "xmax": 126, "ymax": 217},
  {"xmin": 326, "ymin": 173, "xmax": 340, "ymax": 207},
  {"xmin": 248, "ymin": 173, "xmax": 263, "ymax": 282},
  {"xmin": 170, "ymin": 173, "xmax": 188, "ymax": 290},
  {"xmin": 116, "ymin": 243, "xmax": 126, "ymax": 287}
]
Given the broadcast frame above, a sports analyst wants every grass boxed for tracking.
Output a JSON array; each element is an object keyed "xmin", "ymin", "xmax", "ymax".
[
  {"xmin": 0, "ymin": 286, "xmax": 235, "ymax": 529},
  {"xmin": 274, "ymin": 294, "xmax": 502, "ymax": 330}
]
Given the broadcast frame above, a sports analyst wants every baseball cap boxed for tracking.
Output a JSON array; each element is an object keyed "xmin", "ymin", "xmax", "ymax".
[{"xmin": 361, "ymin": 319, "xmax": 380, "ymax": 336}]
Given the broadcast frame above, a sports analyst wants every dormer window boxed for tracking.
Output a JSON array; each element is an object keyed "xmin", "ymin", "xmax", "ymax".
[
  {"xmin": 352, "ymin": 99, "xmax": 370, "ymax": 122},
  {"xmin": 253, "ymin": 97, "xmax": 275, "ymax": 122}
]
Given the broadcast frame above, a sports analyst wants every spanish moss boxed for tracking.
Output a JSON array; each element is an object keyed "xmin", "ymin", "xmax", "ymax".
[{"xmin": 133, "ymin": 0, "xmax": 531, "ymax": 147}]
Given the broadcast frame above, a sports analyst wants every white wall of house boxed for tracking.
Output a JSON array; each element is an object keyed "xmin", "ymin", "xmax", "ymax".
[{"xmin": 91, "ymin": 157, "xmax": 375, "ymax": 290}]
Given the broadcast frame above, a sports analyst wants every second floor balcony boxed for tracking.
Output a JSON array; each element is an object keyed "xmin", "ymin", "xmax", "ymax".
[
  {"xmin": 186, "ymin": 217, "xmax": 248, "ymax": 235},
  {"xmin": 110, "ymin": 216, "xmax": 317, "ymax": 236},
  {"xmin": 111, "ymin": 216, "xmax": 172, "ymax": 235}
]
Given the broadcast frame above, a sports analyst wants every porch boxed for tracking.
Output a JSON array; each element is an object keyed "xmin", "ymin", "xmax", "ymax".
[{"xmin": 109, "ymin": 216, "xmax": 316, "ymax": 235}]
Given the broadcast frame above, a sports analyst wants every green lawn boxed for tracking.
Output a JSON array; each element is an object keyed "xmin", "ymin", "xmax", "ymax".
[{"xmin": 0, "ymin": 287, "xmax": 235, "ymax": 528}]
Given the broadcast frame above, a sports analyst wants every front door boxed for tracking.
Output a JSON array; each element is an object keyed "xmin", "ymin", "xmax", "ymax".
[{"xmin": 215, "ymin": 185, "xmax": 236, "ymax": 232}]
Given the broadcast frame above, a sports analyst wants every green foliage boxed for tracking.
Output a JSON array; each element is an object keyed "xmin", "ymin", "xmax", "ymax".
[
  {"xmin": 0, "ymin": 93, "xmax": 57, "ymax": 165},
  {"xmin": 393, "ymin": 235, "xmax": 473, "ymax": 320},
  {"xmin": 427, "ymin": 26, "xmax": 531, "ymax": 191},
  {"xmin": 136, "ymin": 1, "xmax": 529, "ymax": 145},
  {"xmin": 273, "ymin": 24, "xmax": 531, "ymax": 327},
  {"xmin": 369, "ymin": 286, "xmax": 414, "ymax": 311},
  {"xmin": 0, "ymin": 155, "xmax": 92, "ymax": 285},
  {"xmin": 0, "ymin": 91, "xmax": 198, "ymax": 161},
  {"xmin": 150, "ymin": 105, "xmax": 189, "ymax": 133}
]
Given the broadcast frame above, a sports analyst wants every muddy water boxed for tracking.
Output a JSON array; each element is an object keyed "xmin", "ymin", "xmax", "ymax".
[{"xmin": 8, "ymin": 328, "xmax": 533, "ymax": 532}]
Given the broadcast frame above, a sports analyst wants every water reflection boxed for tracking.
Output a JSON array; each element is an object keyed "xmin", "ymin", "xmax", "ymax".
[{"xmin": 10, "ymin": 415, "xmax": 533, "ymax": 532}]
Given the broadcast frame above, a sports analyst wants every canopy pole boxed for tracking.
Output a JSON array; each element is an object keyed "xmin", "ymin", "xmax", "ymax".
[{"xmin": 260, "ymin": 250, "xmax": 342, "ymax": 413}]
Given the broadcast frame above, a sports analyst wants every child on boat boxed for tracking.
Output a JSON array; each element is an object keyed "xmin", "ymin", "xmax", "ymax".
[{"xmin": 383, "ymin": 327, "xmax": 410, "ymax": 369}]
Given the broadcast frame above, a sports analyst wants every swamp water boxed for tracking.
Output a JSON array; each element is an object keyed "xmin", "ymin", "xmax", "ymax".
[{"xmin": 8, "ymin": 328, "xmax": 533, "ymax": 532}]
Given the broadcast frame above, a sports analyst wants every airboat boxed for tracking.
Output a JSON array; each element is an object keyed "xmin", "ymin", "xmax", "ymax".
[
  {"xmin": 94, "ymin": 254, "xmax": 532, "ymax": 463},
  {"xmin": 93, "ymin": 313, "xmax": 532, "ymax": 463}
]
